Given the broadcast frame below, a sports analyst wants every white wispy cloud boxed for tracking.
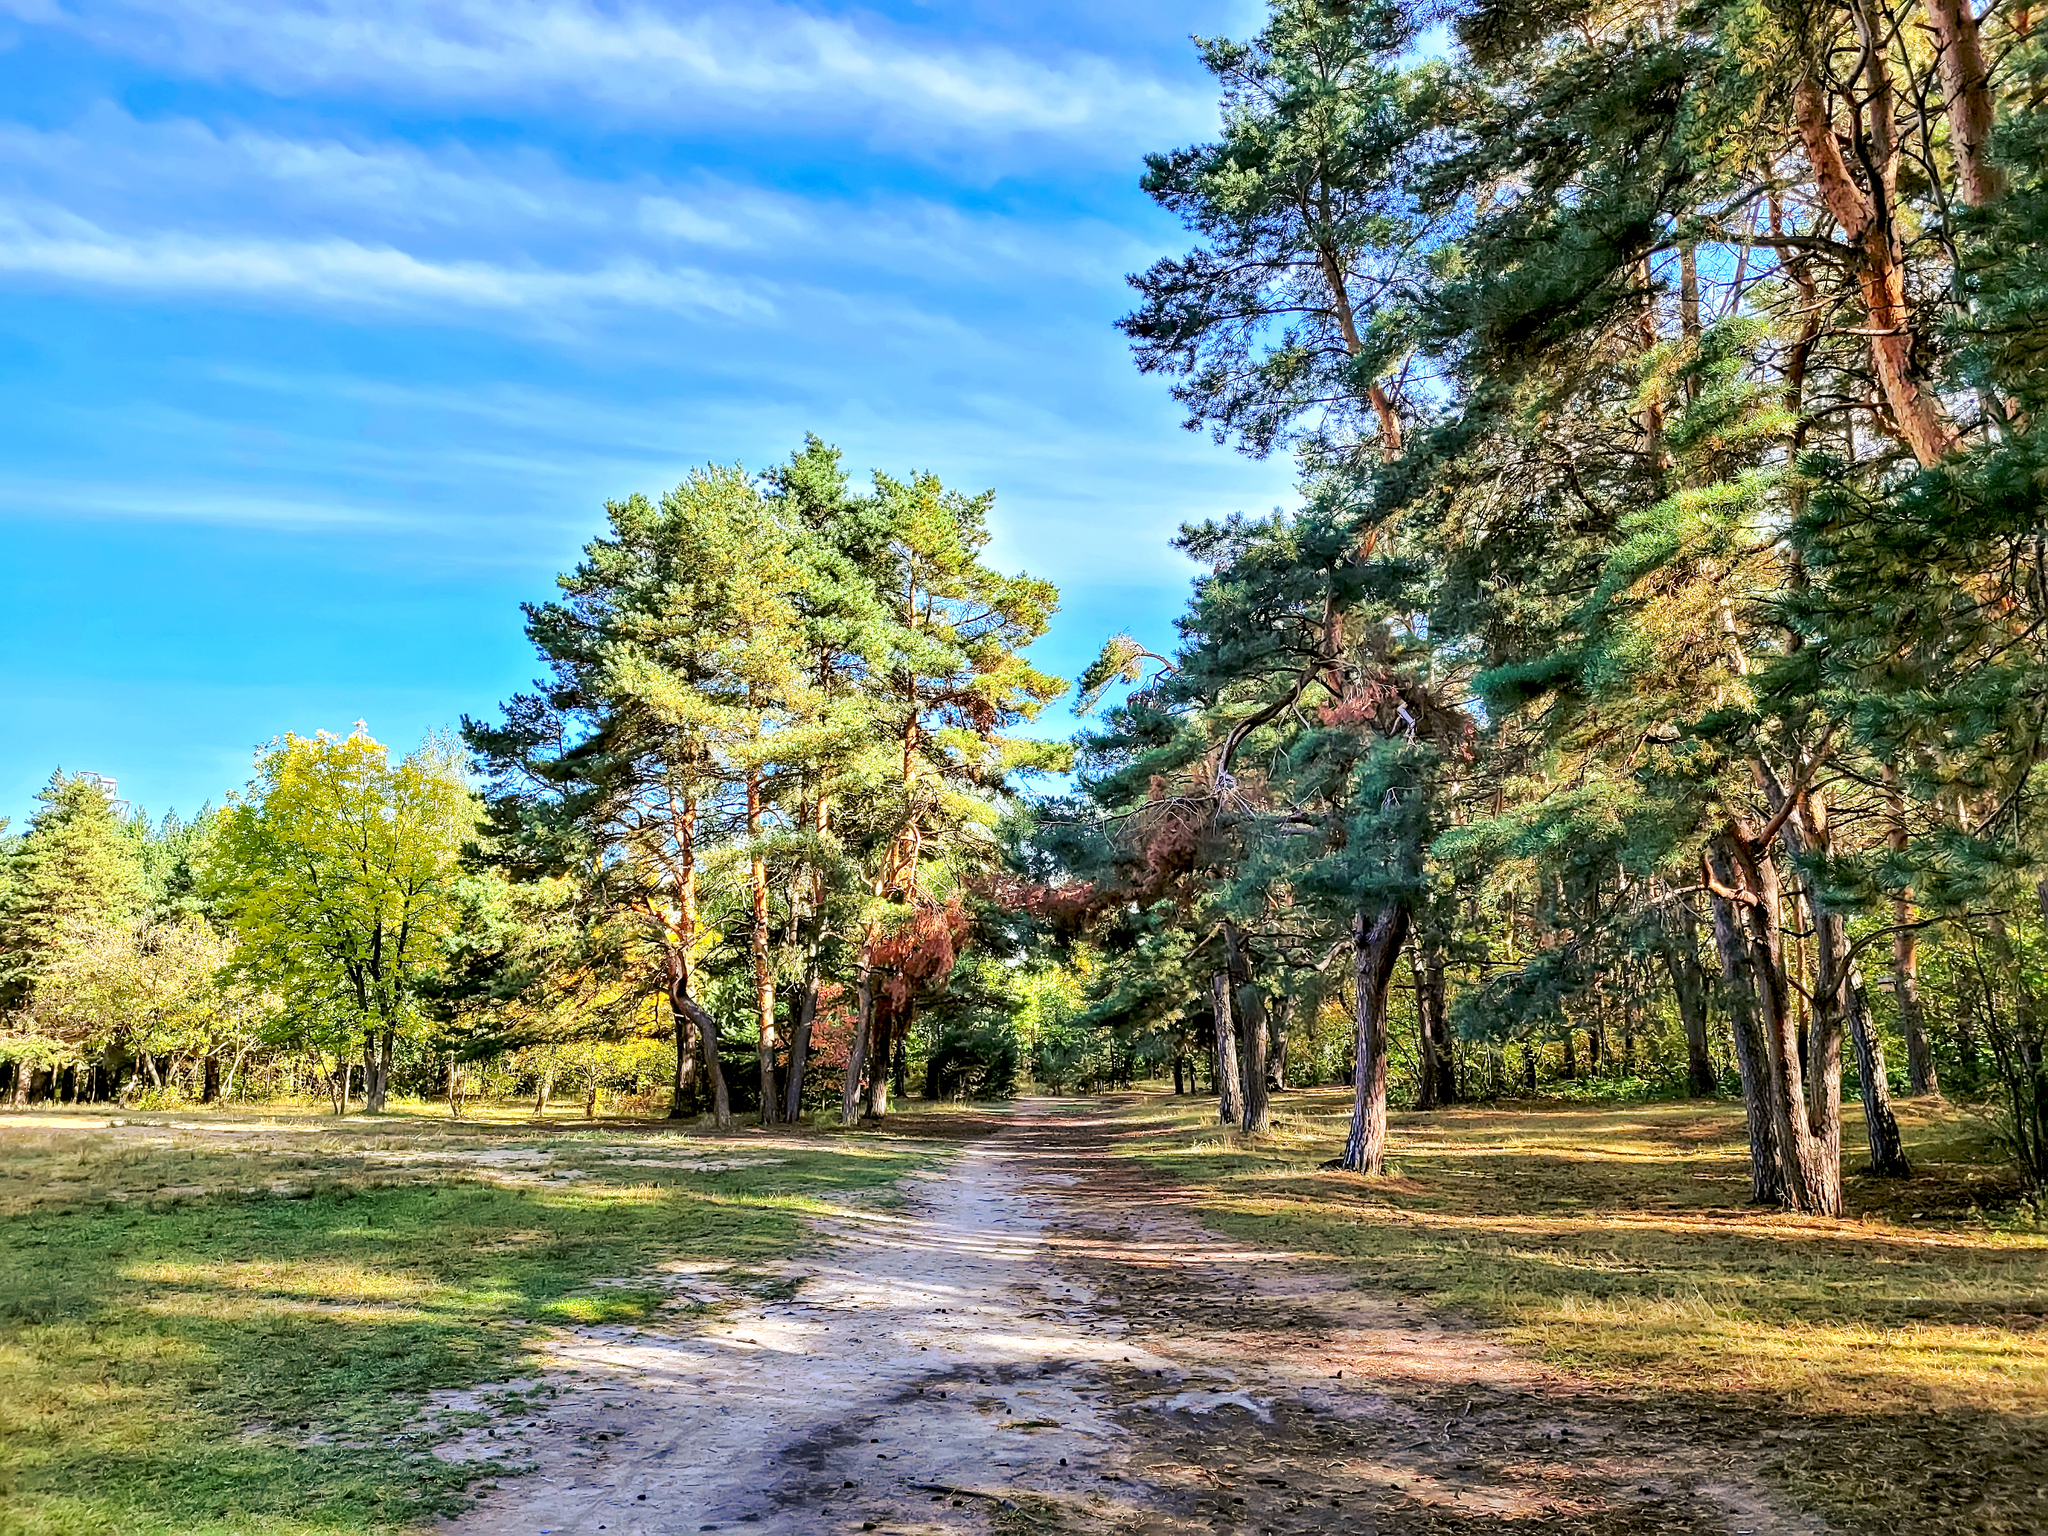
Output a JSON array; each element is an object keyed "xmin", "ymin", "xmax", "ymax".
[
  {"xmin": 0, "ymin": 110, "xmax": 1145, "ymax": 327},
  {"xmin": 0, "ymin": 473, "xmax": 408, "ymax": 529},
  {"xmin": 161, "ymin": 362, "xmax": 1300, "ymax": 585},
  {"xmin": 3, "ymin": 0, "xmax": 1211, "ymax": 150},
  {"xmin": 0, "ymin": 201, "xmax": 766, "ymax": 320},
  {"xmin": 0, "ymin": 111, "xmax": 615, "ymax": 242}
]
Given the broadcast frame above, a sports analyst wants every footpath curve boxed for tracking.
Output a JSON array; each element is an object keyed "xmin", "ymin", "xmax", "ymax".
[{"xmin": 444, "ymin": 1098, "xmax": 1820, "ymax": 1536}]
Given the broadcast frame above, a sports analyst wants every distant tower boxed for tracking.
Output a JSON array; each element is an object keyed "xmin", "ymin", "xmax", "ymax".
[{"xmin": 75, "ymin": 772, "xmax": 130, "ymax": 814}]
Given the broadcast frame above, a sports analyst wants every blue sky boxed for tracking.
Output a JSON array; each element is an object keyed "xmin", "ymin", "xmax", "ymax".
[{"xmin": 0, "ymin": 0, "xmax": 1296, "ymax": 827}]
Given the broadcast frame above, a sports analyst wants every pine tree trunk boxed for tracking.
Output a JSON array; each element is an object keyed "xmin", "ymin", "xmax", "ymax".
[
  {"xmin": 1710, "ymin": 826, "xmax": 1841, "ymax": 1214},
  {"xmin": 748, "ymin": 766, "xmax": 779, "ymax": 1126},
  {"xmin": 1209, "ymin": 970, "xmax": 1242, "ymax": 1127},
  {"xmin": 669, "ymin": 995, "xmax": 700, "ymax": 1119},
  {"xmin": 672, "ymin": 980, "xmax": 731, "ymax": 1130},
  {"xmin": 1958, "ymin": 986, "xmax": 1985, "ymax": 1077},
  {"xmin": 841, "ymin": 947, "xmax": 874, "ymax": 1126},
  {"xmin": 1707, "ymin": 840, "xmax": 1786, "ymax": 1205},
  {"xmin": 1776, "ymin": 784, "xmax": 1909, "ymax": 1176},
  {"xmin": 866, "ymin": 1001, "xmax": 895, "ymax": 1119},
  {"xmin": 1268, "ymin": 995, "xmax": 1292, "ymax": 1091},
  {"xmin": 1802, "ymin": 912, "xmax": 1847, "ymax": 1189},
  {"xmin": 1885, "ymin": 771, "xmax": 1939, "ymax": 1096},
  {"xmin": 2000, "ymin": 907, "xmax": 2048, "ymax": 1184},
  {"xmin": 1662, "ymin": 900, "xmax": 1718, "ymax": 1096},
  {"xmin": 1679, "ymin": 241, "xmax": 1703, "ymax": 389},
  {"xmin": 1926, "ymin": 0, "xmax": 2003, "ymax": 206},
  {"xmin": 1739, "ymin": 828, "xmax": 1838, "ymax": 1213},
  {"xmin": 1434, "ymin": 974, "xmax": 1458, "ymax": 1103},
  {"xmin": 1800, "ymin": 866, "xmax": 1905, "ymax": 1176},
  {"xmin": 1422, "ymin": 944, "xmax": 1456, "ymax": 1105},
  {"xmin": 785, "ymin": 833, "xmax": 827, "ymax": 1124},
  {"xmin": 1412, "ymin": 941, "xmax": 1437, "ymax": 1110},
  {"xmin": 202, "ymin": 1055, "xmax": 221, "ymax": 1104},
  {"xmin": 891, "ymin": 1005, "xmax": 912, "ymax": 1103},
  {"xmin": 784, "ymin": 958, "xmax": 818, "ymax": 1125},
  {"xmin": 1522, "ymin": 1042, "xmax": 1537, "ymax": 1094},
  {"xmin": 1898, "ymin": 921, "xmax": 1938, "ymax": 1095},
  {"xmin": 1791, "ymin": 72, "xmax": 1955, "ymax": 466},
  {"xmin": 1561, "ymin": 1027, "xmax": 1577, "ymax": 1080},
  {"xmin": 1337, "ymin": 902, "xmax": 1410, "ymax": 1174},
  {"xmin": 1412, "ymin": 959, "xmax": 1458, "ymax": 1105},
  {"xmin": 536, "ymin": 1064, "xmax": 553, "ymax": 1116},
  {"xmin": 1238, "ymin": 982, "xmax": 1271, "ymax": 1135},
  {"xmin": 1622, "ymin": 966, "xmax": 1638, "ymax": 1078},
  {"xmin": 671, "ymin": 790, "xmax": 724, "ymax": 1125},
  {"xmin": 1223, "ymin": 923, "xmax": 1270, "ymax": 1133},
  {"xmin": 1846, "ymin": 976, "xmax": 1911, "ymax": 1176}
]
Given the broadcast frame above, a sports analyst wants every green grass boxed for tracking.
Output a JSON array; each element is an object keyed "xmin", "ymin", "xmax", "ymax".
[
  {"xmin": 0, "ymin": 1111, "xmax": 943, "ymax": 1536},
  {"xmin": 1106, "ymin": 1089, "xmax": 2048, "ymax": 1536},
  {"xmin": 533, "ymin": 1286, "xmax": 672, "ymax": 1326}
]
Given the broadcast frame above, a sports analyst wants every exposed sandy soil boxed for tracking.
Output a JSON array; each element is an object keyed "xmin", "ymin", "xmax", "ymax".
[{"xmin": 439, "ymin": 1100, "xmax": 1827, "ymax": 1536}]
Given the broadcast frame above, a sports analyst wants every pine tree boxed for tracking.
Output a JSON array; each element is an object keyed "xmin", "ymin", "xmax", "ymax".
[
  {"xmin": 471, "ymin": 443, "xmax": 1063, "ymax": 1130},
  {"xmin": 822, "ymin": 468, "xmax": 1066, "ymax": 1122},
  {"xmin": 1119, "ymin": 0, "xmax": 1468, "ymax": 1166},
  {"xmin": 468, "ymin": 463, "xmax": 816, "ymax": 1128},
  {"xmin": 0, "ymin": 772, "xmax": 147, "ymax": 1015},
  {"xmin": 1790, "ymin": 36, "xmax": 2048, "ymax": 1181}
]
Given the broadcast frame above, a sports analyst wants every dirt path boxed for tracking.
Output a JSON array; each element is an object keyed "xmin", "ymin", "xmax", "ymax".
[{"xmin": 441, "ymin": 1100, "xmax": 1824, "ymax": 1536}]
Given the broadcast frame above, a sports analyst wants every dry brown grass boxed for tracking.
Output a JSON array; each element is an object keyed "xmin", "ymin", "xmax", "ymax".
[{"xmin": 1110, "ymin": 1089, "xmax": 2048, "ymax": 1536}]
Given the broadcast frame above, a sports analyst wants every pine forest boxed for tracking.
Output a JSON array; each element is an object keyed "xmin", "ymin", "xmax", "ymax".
[{"xmin": 5, "ymin": 2, "xmax": 2048, "ymax": 1533}]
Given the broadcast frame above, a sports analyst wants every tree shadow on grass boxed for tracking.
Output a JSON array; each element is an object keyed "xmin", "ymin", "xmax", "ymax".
[
  {"xmin": 1083, "ymin": 1091, "xmax": 2048, "ymax": 1536},
  {"xmin": 0, "ymin": 1147, "xmax": 930, "ymax": 1535}
]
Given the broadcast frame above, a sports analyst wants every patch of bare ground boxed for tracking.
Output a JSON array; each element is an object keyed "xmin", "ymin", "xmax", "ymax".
[
  {"xmin": 1001, "ymin": 1102, "xmax": 1825, "ymax": 1536},
  {"xmin": 439, "ymin": 1100, "xmax": 1825, "ymax": 1536}
]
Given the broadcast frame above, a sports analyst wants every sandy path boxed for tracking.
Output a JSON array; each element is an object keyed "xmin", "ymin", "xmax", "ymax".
[
  {"xmin": 441, "ymin": 1100, "xmax": 1825, "ymax": 1536},
  {"xmin": 442, "ymin": 1111, "xmax": 1159, "ymax": 1535}
]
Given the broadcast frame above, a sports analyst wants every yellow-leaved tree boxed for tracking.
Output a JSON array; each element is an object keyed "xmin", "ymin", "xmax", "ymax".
[{"xmin": 206, "ymin": 726, "xmax": 475, "ymax": 1112}]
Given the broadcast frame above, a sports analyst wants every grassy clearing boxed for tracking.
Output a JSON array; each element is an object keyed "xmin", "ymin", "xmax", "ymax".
[
  {"xmin": 0, "ymin": 1106, "xmax": 945, "ymax": 1536},
  {"xmin": 1109, "ymin": 1089, "xmax": 2048, "ymax": 1536}
]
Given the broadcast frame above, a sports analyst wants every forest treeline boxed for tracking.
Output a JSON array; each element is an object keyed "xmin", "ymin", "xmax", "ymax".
[
  {"xmin": 1008, "ymin": 0, "xmax": 2048, "ymax": 1213},
  {"xmin": 0, "ymin": 450, "xmax": 1072, "ymax": 1125},
  {"xmin": 4, "ymin": 0, "xmax": 2048, "ymax": 1217}
]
